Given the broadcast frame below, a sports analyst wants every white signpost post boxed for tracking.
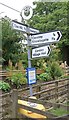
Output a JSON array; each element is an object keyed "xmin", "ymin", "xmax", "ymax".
[
  {"xmin": 32, "ymin": 45, "xmax": 51, "ymax": 58},
  {"xmin": 30, "ymin": 31, "xmax": 62, "ymax": 46}
]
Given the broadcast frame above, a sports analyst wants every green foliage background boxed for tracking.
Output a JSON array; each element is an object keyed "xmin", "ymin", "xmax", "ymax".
[
  {"xmin": 1, "ymin": 17, "xmax": 25, "ymax": 66},
  {"xmin": 0, "ymin": 1, "xmax": 69, "ymax": 91},
  {"xmin": 28, "ymin": 1, "xmax": 69, "ymax": 65},
  {"xmin": 1, "ymin": 2, "xmax": 69, "ymax": 67}
]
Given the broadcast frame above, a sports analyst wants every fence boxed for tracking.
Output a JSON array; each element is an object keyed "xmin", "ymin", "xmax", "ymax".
[
  {"xmin": 65, "ymin": 67, "xmax": 69, "ymax": 75},
  {"xmin": 0, "ymin": 69, "xmax": 44, "ymax": 80},
  {"xmin": 0, "ymin": 78, "xmax": 69, "ymax": 119},
  {"xmin": 0, "ymin": 70, "xmax": 7, "ymax": 80},
  {"xmin": 1, "ymin": 66, "xmax": 69, "ymax": 79}
]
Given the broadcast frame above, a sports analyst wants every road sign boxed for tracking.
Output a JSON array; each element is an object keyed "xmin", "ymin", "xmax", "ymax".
[
  {"xmin": 30, "ymin": 31, "xmax": 62, "ymax": 46},
  {"xmin": 11, "ymin": 20, "xmax": 39, "ymax": 34},
  {"xmin": 32, "ymin": 45, "xmax": 51, "ymax": 58},
  {"xmin": 26, "ymin": 68, "xmax": 36, "ymax": 85}
]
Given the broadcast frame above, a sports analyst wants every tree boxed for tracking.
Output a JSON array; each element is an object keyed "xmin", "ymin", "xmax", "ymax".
[
  {"xmin": 28, "ymin": 2, "xmax": 69, "ymax": 65},
  {"xmin": 1, "ymin": 17, "xmax": 25, "ymax": 66}
]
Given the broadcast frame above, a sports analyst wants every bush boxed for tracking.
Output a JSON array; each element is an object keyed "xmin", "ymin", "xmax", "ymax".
[
  {"xmin": 0, "ymin": 81, "xmax": 10, "ymax": 91},
  {"xmin": 38, "ymin": 61, "xmax": 64, "ymax": 81},
  {"xmin": 39, "ymin": 72, "xmax": 51, "ymax": 81},
  {"xmin": 7, "ymin": 72, "xmax": 27, "ymax": 88},
  {"xmin": 49, "ymin": 62, "xmax": 64, "ymax": 80}
]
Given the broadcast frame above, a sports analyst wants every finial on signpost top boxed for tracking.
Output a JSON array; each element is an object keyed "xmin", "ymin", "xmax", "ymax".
[{"xmin": 21, "ymin": 5, "xmax": 33, "ymax": 20}]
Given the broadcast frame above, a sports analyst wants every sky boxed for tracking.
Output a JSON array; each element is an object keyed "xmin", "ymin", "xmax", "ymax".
[{"xmin": 0, "ymin": 0, "xmax": 39, "ymax": 21}]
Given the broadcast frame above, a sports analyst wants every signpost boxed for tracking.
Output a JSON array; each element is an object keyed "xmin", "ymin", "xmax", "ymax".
[
  {"xmin": 21, "ymin": 5, "xmax": 39, "ymax": 96},
  {"xmin": 11, "ymin": 5, "xmax": 62, "ymax": 97},
  {"xmin": 32, "ymin": 45, "xmax": 51, "ymax": 58},
  {"xmin": 30, "ymin": 31, "xmax": 62, "ymax": 46}
]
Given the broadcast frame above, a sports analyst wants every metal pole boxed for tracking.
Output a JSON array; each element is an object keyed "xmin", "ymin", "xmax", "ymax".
[
  {"xmin": 21, "ymin": 5, "xmax": 33, "ymax": 96},
  {"xmin": 27, "ymin": 27, "xmax": 33, "ymax": 96}
]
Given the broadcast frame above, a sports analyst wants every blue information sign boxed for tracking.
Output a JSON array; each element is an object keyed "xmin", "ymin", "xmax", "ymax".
[{"xmin": 26, "ymin": 68, "xmax": 36, "ymax": 85}]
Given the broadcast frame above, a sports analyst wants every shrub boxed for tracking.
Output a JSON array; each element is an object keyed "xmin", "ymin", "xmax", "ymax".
[
  {"xmin": 38, "ymin": 61, "xmax": 64, "ymax": 81},
  {"xmin": 49, "ymin": 62, "xmax": 64, "ymax": 80},
  {"xmin": 7, "ymin": 72, "xmax": 27, "ymax": 88},
  {"xmin": 39, "ymin": 72, "xmax": 51, "ymax": 81},
  {"xmin": 0, "ymin": 81, "xmax": 10, "ymax": 91}
]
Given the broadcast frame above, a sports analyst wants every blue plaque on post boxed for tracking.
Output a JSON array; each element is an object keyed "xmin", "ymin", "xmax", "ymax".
[{"xmin": 26, "ymin": 68, "xmax": 36, "ymax": 85}]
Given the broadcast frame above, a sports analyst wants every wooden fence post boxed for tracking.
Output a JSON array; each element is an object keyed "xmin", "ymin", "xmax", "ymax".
[
  {"xmin": 36, "ymin": 86, "xmax": 41, "ymax": 99},
  {"xmin": 54, "ymin": 81, "xmax": 59, "ymax": 109},
  {"xmin": 55, "ymin": 81, "xmax": 58, "ymax": 101},
  {"xmin": 67, "ymin": 80, "xmax": 69, "ymax": 111},
  {"xmin": 11, "ymin": 89, "xmax": 18, "ymax": 118}
]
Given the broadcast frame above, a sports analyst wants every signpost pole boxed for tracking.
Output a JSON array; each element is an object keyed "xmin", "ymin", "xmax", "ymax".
[
  {"xmin": 21, "ymin": 5, "xmax": 34, "ymax": 96},
  {"xmin": 27, "ymin": 28, "xmax": 33, "ymax": 96}
]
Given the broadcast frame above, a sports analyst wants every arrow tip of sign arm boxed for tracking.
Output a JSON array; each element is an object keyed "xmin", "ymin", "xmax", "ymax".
[
  {"xmin": 47, "ymin": 46, "xmax": 51, "ymax": 55},
  {"xmin": 57, "ymin": 31, "xmax": 62, "ymax": 41}
]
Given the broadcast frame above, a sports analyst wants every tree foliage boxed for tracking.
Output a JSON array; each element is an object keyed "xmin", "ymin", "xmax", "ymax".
[
  {"xmin": 28, "ymin": 1, "xmax": 69, "ymax": 65},
  {"xmin": 1, "ymin": 1, "xmax": 69, "ymax": 70},
  {"xmin": 1, "ymin": 17, "xmax": 24, "ymax": 66}
]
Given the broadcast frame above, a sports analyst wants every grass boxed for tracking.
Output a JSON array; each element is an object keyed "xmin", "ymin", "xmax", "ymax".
[
  {"xmin": 49, "ymin": 108, "xmax": 69, "ymax": 116},
  {"xmin": 64, "ymin": 101, "xmax": 69, "ymax": 106}
]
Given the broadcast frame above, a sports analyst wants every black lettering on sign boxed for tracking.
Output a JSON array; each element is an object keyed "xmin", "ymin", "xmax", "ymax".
[
  {"xmin": 41, "ymin": 52, "xmax": 46, "ymax": 55},
  {"xmin": 33, "ymin": 53, "xmax": 40, "ymax": 56},
  {"xmin": 35, "ymin": 49, "xmax": 44, "ymax": 52}
]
